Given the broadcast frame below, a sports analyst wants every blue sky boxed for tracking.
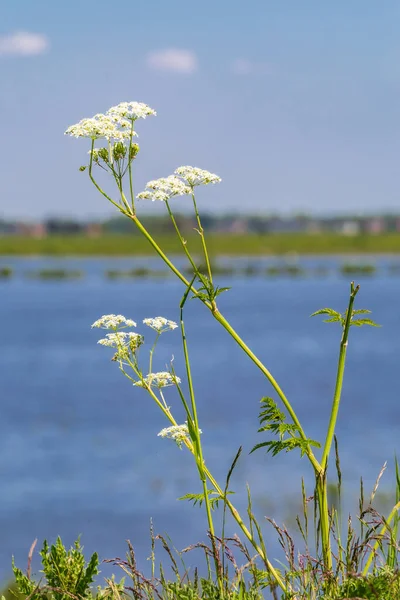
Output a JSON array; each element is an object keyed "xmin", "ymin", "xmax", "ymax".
[{"xmin": 1, "ymin": 0, "xmax": 400, "ymax": 219}]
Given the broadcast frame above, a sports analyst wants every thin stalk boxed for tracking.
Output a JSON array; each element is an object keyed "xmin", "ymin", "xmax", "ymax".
[
  {"xmin": 149, "ymin": 332, "xmax": 160, "ymax": 374},
  {"xmin": 165, "ymin": 200, "xmax": 198, "ymax": 273},
  {"xmin": 129, "ymin": 214, "xmax": 199, "ymax": 290},
  {"xmin": 201, "ymin": 463, "xmax": 287, "ymax": 594},
  {"xmin": 362, "ymin": 500, "xmax": 400, "ymax": 575},
  {"xmin": 192, "ymin": 192, "xmax": 213, "ymax": 284},
  {"xmin": 88, "ymin": 141, "xmax": 124, "ymax": 213},
  {"xmin": 179, "ymin": 287, "xmax": 222, "ymax": 588},
  {"xmin": 128, "ymin": 122, "xmax": 135, "ymax": 213}
]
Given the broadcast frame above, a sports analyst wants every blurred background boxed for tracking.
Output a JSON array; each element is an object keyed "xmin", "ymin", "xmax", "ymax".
[{"xmin": 1, "ymin": 0, "xmax": 400, "ymax": 586}]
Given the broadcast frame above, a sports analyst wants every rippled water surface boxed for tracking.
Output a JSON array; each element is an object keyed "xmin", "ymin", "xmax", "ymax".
[{"xmin": 1, "ymin": 257, "xmax": 400, "ymax": 582}]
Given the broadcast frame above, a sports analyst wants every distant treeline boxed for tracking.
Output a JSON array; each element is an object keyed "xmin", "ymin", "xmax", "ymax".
[{"xmin": 2, "ymin": 212, "xmax": 400, "ymax": 236}]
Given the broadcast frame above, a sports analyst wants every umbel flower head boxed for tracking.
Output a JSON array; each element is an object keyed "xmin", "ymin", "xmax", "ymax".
[
  {"xmin": 158, "ymin": 422, "xmax": 202, "ymax": 449},
  {"xmin": 158, "ymin": 423, "xmax": 189, "ymax": 449},
  {"xmin": 134, "ymin": 372, "xmax": 181, "ymax": 388},
  {"xmin": 143, "ymin": 317, "xmax": 178, "ymax": 333},
  {"xmin": 97, "ymin": 331, "xmax": 143, "ymax": 349},
  {"xmin": 174, "ymin": 166, "xmax": 221, "ymax": 187},
  {"xmin": 65, "ymin": 113, "xmax": 138, "ymax": 141},
  {"xmin": 107, "ymin": 102, "xmax": 156, "ymax": 121},
  {"xmin": 137, "ymin": 176, "xmax": 191, "ymax": 202},
  {"xmin": 92, "ymin": 314, "xmax": 137, "ymax": 329}
]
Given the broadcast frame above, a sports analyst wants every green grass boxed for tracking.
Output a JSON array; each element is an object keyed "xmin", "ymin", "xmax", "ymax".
[{"xmin": 2, "ymin": 233, "xmax": 400, "ymax": 256}]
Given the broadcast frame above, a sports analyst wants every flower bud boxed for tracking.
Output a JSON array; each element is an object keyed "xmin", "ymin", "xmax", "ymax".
[{"xmin": 130, "ymin": 143, "xmax": 140, "ymax": 161}]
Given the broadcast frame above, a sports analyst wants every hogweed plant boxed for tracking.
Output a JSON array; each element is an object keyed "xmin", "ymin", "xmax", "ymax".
[{"xmin": 65, "ymin": 102, "xmax": 400, "ymax": 599}]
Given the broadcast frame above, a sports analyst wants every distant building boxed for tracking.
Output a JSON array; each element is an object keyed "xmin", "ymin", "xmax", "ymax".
[
  {"xmin": 341, "ymin": 221, "xmax": 361, "ymax": 236},
  {"xmin": 365, "ymin": 217, "xmax": 385, "ymax": 235},
  {"xmin": 85, "ymin": 223, "xmax": 103, "ymax": 237}
]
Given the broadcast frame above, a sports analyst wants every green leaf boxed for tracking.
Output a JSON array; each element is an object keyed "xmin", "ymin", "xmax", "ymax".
[
  {"xmin": 310, "ymin": 308, "xmax": 341, "ymax": 318},
  {"xmin": 351, "ymin": 318, "xmax": 380, "ymax": 327},
  {"xmin": 252, "ymin": 397, "xmax": 320, "ymax": 458},
  {"xmin": 353, "ymin": 309, "xmax": 372, "ymax": 315},
  {"xmin": 179, "ymin": 490, "xmax": 232, "ymax": 510}
]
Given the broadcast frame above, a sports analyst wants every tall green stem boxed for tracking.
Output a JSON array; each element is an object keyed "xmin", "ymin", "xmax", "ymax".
[
  {"xmin": 316, "ymin": 282, "xmax": 360, "ymax": 572},
  {"xmin": 321, "ymin": 283, "xmax": 359, "ymax": 470}
]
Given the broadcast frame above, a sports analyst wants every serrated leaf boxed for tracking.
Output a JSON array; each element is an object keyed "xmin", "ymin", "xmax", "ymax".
[
  {"xmin": 310, "ymin": 308, "xmax": 341, "ymax": 318},
  {"xmin": 213, "ymin": 286, "xmax": 231, "ymax": 297},
  {"xmin": 323, "ymin": 316, "xmax": 342, "ymax": 323},
  {"xmin": 353, "ymin": 309, "xmax": 371, "ymax": 315},
  {"xmin": 253, "ymin": 396, "xmax": 320, "ymax": 458},
  {"xmin": 351, "ymin": 318, "xmax": 380, "ymax": 327},
  {"xmin": 250, "ymin": 441, "xmax": 271, "ymax": 454}
]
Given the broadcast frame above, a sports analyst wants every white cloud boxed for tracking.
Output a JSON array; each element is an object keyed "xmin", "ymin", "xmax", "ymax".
[
  {"xmin": 0, "ymin": 31, "xmax": 49, "ymax": 57},
  {"xmin": 232, "ymin": 58, "xmax": 272, "ymax": 76},
  {"xmin": 146, "ymin": 48, "xmax": 198, "ymax": 74}
]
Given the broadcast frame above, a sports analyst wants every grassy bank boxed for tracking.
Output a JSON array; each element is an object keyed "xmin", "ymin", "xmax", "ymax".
[{"xmin": 2, "ymin": 233, "xmax": 400, "ymax": 256}]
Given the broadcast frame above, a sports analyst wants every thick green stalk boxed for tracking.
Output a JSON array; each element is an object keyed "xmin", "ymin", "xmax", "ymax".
[
  {"xmin": 321, "ymin": 283, "xmax": 359, "ymax": 471},
  {"xmin": 316, "ymin": 475, "xmax": 332, "ymax": 571},
  {"xmin": 316, "ymin": 283, "xmax": 359, "ymax": 572}
]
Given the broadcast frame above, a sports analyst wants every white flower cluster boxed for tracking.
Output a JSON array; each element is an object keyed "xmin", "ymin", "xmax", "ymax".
[
  {"xmin": 143, "ymin": 317, "xmax": 178, "ymax": 333},
  {"xmin": 137, "ymin": 176, "xmax": 191, "ymax": 202},
  {"xmin": 97, "ymin": 331, "xmax": 143, "ymax": 348},
  {"xmin": 65, "ymin": 101, "xmax": 155, "ymax": 141},
  {"xmin": 107, "ymin": 102, "xmax": 156, "ymax": 121},
  {"xmin": 174, "ymin": 166, "xmax": 221, "ymax": 187},
  {"xmin": 138, "ymin": 167, "xmax": 221, "ymax": 202},
  {"xmin": 134, "ymin": 372, "xmax": 181, "ymax": 388},
  {"xmin": 92, "ymin": 314, "xmax": 137, "ymax": 329},
  {"xmin": 157, "ymin": 423, "xmax": 189, "ymax": 448},
  {"xmin": 65, "ymin": 113, "xmax": 138, "ymax": 141}
]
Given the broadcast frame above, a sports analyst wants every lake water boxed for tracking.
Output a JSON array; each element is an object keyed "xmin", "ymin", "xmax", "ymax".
[{"xmin": 1, "ymin": 256, "xmax": 400, "ymax": 585}]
